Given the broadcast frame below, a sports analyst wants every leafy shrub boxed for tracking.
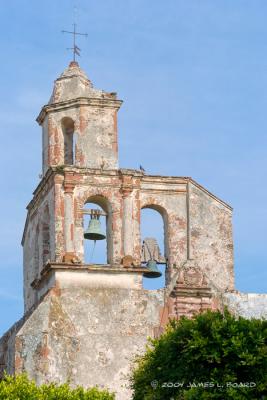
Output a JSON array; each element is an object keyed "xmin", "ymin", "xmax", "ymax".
[
  {"xmin": 131, "ymin": 309, "xmax": 267, "ymax": 400},
  {"xmin": 0, "ymin": 373, "xmax": 115, "ymax": 400}
]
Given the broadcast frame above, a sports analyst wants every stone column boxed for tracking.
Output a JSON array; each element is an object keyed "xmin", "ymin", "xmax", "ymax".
[
  {"xmin": 63, "ymin": 175, "xmax": 75, "ymax": 262},
  {"xmin": 54, "ymin": 175, "xmax": 64, "ymax": 262},
  {"xmin": 122, "ymin": 189, "xmax": 133, "ymax": 257},
  {"xmin": 120, "ymin": 173, "xmax": 134, "ymax": 259}
]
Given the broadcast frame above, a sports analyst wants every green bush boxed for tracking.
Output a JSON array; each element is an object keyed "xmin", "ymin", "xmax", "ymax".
[
  {"xmin": 0, "ymin": 373, "xmax": 115, "ymax": 400},
  {"xmin": 131, "ymin": 309, "xmax": 267, "ymax": 400}
]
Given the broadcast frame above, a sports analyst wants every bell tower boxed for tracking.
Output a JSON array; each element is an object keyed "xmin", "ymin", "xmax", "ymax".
[
  {"xmin": 2, "ymin": 57, "xmax": 235, "ymax": 399},
  {"xmin": 22, "ymin": 59, "xmax": 234, "ymax": 315},
  {"xmin": 39, "ymin": 61, "xmax": 122, "ymax": 174},
  {"xmin": 22, "ymin": 61, "xmax": 155, "ymax": 313}
]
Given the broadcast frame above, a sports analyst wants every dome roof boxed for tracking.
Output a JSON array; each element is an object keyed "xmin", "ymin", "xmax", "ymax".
[{"xmin": 49, "ymin": 61, "xmax": 103, "ymax": 104}]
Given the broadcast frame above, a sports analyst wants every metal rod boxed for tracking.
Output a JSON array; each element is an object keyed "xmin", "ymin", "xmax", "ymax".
[
  {"xmin": 62, "ymin": 19, "xmax": 88, "ymax": 61},
  {"xmin": 186, "ymin": 180, "xmax": 191, "ymax": 260},
  {"xmin": 90, "ymin": 240, "xmax": 96, "ymax": 263},
  {"xmin": 73, "ymin": 23, "xmax": 76, "ymax": 61}
]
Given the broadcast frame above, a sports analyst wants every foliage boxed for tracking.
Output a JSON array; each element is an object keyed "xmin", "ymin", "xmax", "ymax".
[
  {"xmin": 0, "ymin": 373, "xmax": 115, "ymax": 400},
  {"xmin": 131, "ymin": 309, "xmax": 267, "ymax": 400}
]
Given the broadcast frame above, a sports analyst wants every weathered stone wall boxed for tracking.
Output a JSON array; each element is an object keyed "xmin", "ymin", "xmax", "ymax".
[
  {"xmin": 22, "ymin": 61, "xmax": 235, "ymax": 317},
  {"xmin": 2, "ymin": 283, "xmax": 266, "ymax": 399},
  {"xmin": 140, "ymin": 176, "xmax": 187, "ymax": 272},
  {"xmin": 23, "ymin": 183, "xmax": 55, "ymax": 312},
  {"xmin": 223, "ymin": 292, "xmax": 267, "ymax": 319},
  {"xmin": 65, "ymin": 170, "xmax": 234, "ymax": 290},
  {"xmin": 189, "ymin": 181, "xmax": 234, "ymax": 291},
  {"xmin": 42, "ymin": 117, "xmax": 49, "ymax": 176},
  {"xmin": 1, "ymin": 277, "xmax": 163, "ymax": 400},
  {"xmin": 0, "ymin": 313, "xmax": 28, "ymax": 378},
  {"xmin": 140, "ymin": 178, "xmax": 233, "ymax": 291},
  {"xmin": 0, "ymin": 324, "xmax": 17, "ymax": 377},
  {"xmin": 22, "ymin": 168, "xmax": 234, "ymax": 313},
  {"xmin": 41, "ymin": 104, "xmax": 120, "ymax": 172},
  {"xmin": 166, "ymin": 259, "xmax": 222, "ymax": 320}
]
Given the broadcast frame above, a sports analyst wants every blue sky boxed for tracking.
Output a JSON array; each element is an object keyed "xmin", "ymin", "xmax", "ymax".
[{"xmin": 1, "ymin": 0, "xmax": 267, "ymax": 336}]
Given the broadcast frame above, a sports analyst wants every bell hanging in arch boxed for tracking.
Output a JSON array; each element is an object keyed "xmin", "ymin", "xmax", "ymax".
[
  {"xmin": 143, "ymin": 260, "xmax": 162, "ymax": 278},
  {"xmin": 84, "ymin": 216, "xmax": 106, "ymax": 241}
]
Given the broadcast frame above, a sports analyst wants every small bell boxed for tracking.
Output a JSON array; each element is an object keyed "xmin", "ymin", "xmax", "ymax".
[
  {"xmin": 84, "ymin": 216, "xmax": 106, "ymax": 241},
  {"xmin": 143, "ymin": 260, "xmax": 162, "ymax": 278}
]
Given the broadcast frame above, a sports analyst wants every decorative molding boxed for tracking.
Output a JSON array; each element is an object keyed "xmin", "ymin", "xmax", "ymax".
[{"xmin": 37, "ymin": 97, "xmax": 123, "ymax": 125}]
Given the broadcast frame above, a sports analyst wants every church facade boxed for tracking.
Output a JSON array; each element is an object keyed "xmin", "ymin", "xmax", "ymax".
[{"xmin": 0, "ymin": 61, "xmax": 266, "ymax": 400}]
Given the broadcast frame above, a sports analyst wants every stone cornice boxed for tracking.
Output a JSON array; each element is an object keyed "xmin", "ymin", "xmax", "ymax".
[
  {"xmin": 36, "ymin": 97, "xmax": 123, "ymax": 125},
  {"xmin": 31, "ymin": 262, "xmax": 152, "ymax": 290},
  {"xmin": 170, "ymin": 285, "xmax": 212, "ymax": 298},
  {"xmin": 26, "ymin": 168, "xmax": 231, "ymax": 214},
  {"xmin": 141, "ymin": 175, "xmax": 232, "ymax": 211},
  {"xmin": 118, "ymin": 168, "xmax": 144, "ymax": 177}
]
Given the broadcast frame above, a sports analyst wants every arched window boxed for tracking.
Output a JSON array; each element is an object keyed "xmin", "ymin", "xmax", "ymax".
[
  {"xmin": 62, "ymin": 117, "xmax": 75, "ymax": 165},
  {"xmin": 42, "ymin": 206, "xmax": 50, "ymax": 266},
  {"xmin": 83, "ymin": 196, "xmax": 112, "ymax": 265},
  {"xmin": 141, "ymin": 205, "xmax": 168, "ymax": 289}
]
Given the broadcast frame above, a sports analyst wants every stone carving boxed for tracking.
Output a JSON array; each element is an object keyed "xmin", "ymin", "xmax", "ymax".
[
  {"xmin": 177, "ymin": 259, "xmax": 205, "ymax": 287},
  {"xmin": 184, "ymin": 267, "xmax": 203, "ymax": 286}
]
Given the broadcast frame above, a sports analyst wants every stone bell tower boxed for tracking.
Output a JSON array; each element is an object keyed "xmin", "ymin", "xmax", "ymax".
[
  {"xmin": 22, "ymin": 61, "xmax": 138, "ymax": 311},
  {"xmin": 1, "ymin": 60, "xmax": 235, "ymax": 400},
  {"xmin": 41, "ymin": 61, "xmax": 120, "ymax": 174}
]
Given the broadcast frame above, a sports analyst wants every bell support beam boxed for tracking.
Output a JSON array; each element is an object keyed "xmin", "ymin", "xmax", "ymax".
[{"xmin": 82, "ymin": 209, "xmax": 107, "ymax": 217}]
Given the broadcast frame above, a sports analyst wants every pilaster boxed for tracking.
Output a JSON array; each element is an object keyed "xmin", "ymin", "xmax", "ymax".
[{"xmin": 63, "ymin": 173, "xmax": 75, "ymax": 262}]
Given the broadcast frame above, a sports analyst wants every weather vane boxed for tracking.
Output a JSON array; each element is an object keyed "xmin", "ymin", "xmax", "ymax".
[{"xmin": 62, "ymin": 9, "xmax": 88, "ymax": 62}]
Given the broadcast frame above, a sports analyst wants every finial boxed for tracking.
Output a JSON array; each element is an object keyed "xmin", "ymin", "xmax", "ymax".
[{"xmin": 62, "ymin": 8, "xmax": 88, "ymax": 62}]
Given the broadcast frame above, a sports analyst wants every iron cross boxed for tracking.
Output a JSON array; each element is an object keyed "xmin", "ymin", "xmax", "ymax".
[{"xmin": 62, "ymin": 23, "xmax": 88, "ymax": 62}]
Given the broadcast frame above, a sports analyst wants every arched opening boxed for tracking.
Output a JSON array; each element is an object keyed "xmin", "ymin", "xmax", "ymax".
[
  {"xmin": 42, "ymin": 206, "xmax": 50, "ymax": 267},
  {"xmin": 62, "ymin": 117, "xmax": 75, "ymax": 165},
  {"xmin": 83, "ymin": 196, "xmax": 112, "ymax": 265},
  {"xmin": 141, "ymin": 205, "xmax": 168, "ymax": 289}
]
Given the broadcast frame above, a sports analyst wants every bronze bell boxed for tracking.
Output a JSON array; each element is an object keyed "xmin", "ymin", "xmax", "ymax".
[
  {"xmin": 84, "ymin": 217, "xmax": 106, "ymax": 241},
  {"xmin": 143, "ymin": 260, "xmax": 162, "ymax": 278}
]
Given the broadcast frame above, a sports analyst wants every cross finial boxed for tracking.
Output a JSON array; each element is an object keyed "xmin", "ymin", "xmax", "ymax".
[{"xmin": 62, "ymin": 20, "xmax": 88, "ymax": 62}]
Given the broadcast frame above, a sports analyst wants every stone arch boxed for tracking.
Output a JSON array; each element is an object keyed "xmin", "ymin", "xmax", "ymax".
[
  {"xmin": 141, "ymin": 202, "xmax": 169, "ymax": 262},
  {"xmin": 84, "ymin": 194, "xmax": 113, "ymax": 264},
  {"xmin": 42, "ymin": 205, "xmax": 50, "ymax": 267},
  {"xmin": 61, "ymin": 117, "xmax": 75, "ymax": 165}
]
